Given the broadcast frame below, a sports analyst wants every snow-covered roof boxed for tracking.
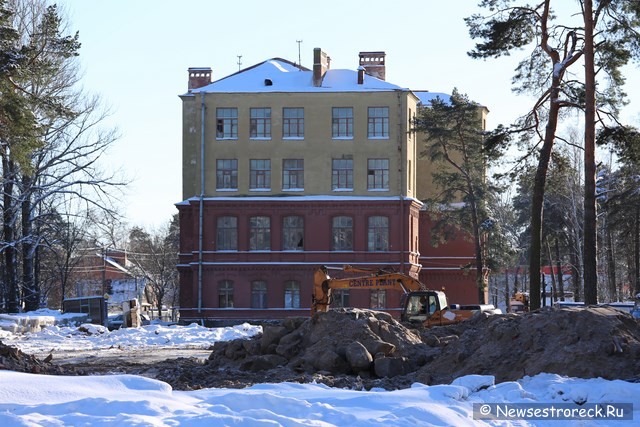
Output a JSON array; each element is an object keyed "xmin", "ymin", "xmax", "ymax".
[
  {"xmin": 414, "ymin": 91, "xmax": 488, "ymax": 110},
  {"xmin": 102, "ymin": 255, "xmax": 131, "ymax": 275},
  {"xmin": 189, "ymin": 58, "xmax": 408, "ymax": 94},
  {"xmin": 413, "ymin": 91, "xmax": 452, "ymax": 106}
]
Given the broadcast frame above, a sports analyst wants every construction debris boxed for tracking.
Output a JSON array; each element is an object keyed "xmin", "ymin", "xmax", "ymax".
[{"xmin": 2, "ymin": 306, "xmax": 640, "ymax": 391}]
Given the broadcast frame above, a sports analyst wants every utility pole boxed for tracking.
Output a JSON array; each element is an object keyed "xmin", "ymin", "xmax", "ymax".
[{"xmin": 102, "ymin": 246, "xmax": 106, "ymax": 297}]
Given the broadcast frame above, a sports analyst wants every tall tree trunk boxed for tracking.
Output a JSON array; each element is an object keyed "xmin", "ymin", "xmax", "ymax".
[
  {"xmin": 2, "ymin": 155, "xmax": 19, "ymax": 312},
  {"xmin": 583, "ymin": 0, "xmax": 599, "ymax": 305},
  {"xmin": 556, "ymin": 237, "xmax": 565, "ymax": 301},
  {"xmin": 570, "ymin": 248, "xmax": 582, "ymax": 301},
  {"xmin": 60, "ymin": 271, "xmax": 66, "ymax": 309},
  {"xmin": 22, "ymin": 175, "xmax": 37, "ymax": 311},
  {"xmin": 504, "ymin": 269, "xmax": 510, "ymax": 312},
  {"xmin": 635, "ymin": 206, "xmax": 640, "ymax": 295},
  {"xmin": 470, "ymin": 200, "xmax": 486, "ymax": 304},
  {"xmin": 546, "ymin": 238, "xmax": 556, "ymax": 305},
  {"xmin": 605, "ymin": 224, "xmax": 617, "ymax": 302},
  {"xmin": 151, "ymin": 281, "xmax": 165, "ymax": 321},
  {"xmin": 529, "ymin": 84, "xmax": 562, "ymax": 310}
]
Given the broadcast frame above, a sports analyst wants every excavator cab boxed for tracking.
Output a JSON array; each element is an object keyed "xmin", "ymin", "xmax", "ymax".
[{"xmin": 401, "ymin": 291, "xmax": 447, "ymax": 323}]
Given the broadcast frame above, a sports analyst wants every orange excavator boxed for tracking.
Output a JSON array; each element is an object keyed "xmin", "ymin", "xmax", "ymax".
[
  {"xmin": 509, "ymin": 292, "xmax": 529, "ymax": 313},
  {"xmin": 312, "ymin": 265, "xmax": 494, "ymax": 327}
]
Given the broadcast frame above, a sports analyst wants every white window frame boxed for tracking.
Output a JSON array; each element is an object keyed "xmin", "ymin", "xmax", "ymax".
[
  {"xmin": 216, "ymin": 159, "xmax": 238, "ymax": 191},
  {"xmin": 251, "ymin": 280, "xmax": 268, "ymax": 309},
  {"xmin": 216, "ymin": 108, "xmax": 238, "ymax": 139},
  {"xmin": 368, "ymin": 216, "xmax": 389, "ymax": 252},
  {"xmin": 370, "ymin": 289, "xmax": 386, "ymax": 309},
  {"xmin": 332, "ymin": 107, "xmax": 353, "ymax": 139},
  {"xmin": 282, "ymin": 159, "xmax": 304, "ymax": 191},
  {"xmin": 283, "ymin": 215, "xmax": 304, "ymax": 251},
  {"xmin": 216, "ymin": 216, "xmax": 238, "ymax": 251},
  {"xmin": 249, "ymin": 216, "xmax": 271, "ymax": 251},
  {"xmin": 250, "ymin": 108, "xmax": 271, "ymax": 139},
  {"xmin": 367, "ymin": 158, "xmax": 389, "ymax": 191},
  {"xmin": 284, "ymin": 280, "xmax": 301, "ymax": 308},
  {"xmin": 368, "ymin": 107, "xmax": 389, "ymax": 139},
  {"xmin": 283, "ymin": 107, "xmax": 304, "ymax": 139},
  {"xmin": 332, "ymin": 216, "xmax": 353, "ymax": 251},
  {"xmin": 250, "ymin": 159, "xmax": 271, "ymax": 191},
  {"xmin": 332, "ymin": 159, "xmax": 353, "ymax": 191},
  {"xmin": 218, "ymin": 280, "xmax": 234, "ymax": 308}
]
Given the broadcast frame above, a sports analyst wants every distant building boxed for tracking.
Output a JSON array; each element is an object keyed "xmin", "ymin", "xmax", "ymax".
[
  {"xmin": 70, "ymin": 249, "xmax": 147, "ymax": 311},
  {"xmin": 177, "ymin": 48, "xmax": 487, "ymax": 323}
]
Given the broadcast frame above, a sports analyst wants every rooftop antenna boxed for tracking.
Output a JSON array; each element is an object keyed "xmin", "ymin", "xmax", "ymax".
[
  {"xmin": 237, "ymin": 55, "xmax": 243, "ymax": 71},
  {"xmin": 296, "ymin": 39, "xmax": 303, "ymax": 69}
]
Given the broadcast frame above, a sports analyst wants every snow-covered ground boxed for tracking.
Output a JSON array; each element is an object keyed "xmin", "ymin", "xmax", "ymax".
[{"xmin": 0, "ymin": 310, "xmax": 638, "ymax": 426}]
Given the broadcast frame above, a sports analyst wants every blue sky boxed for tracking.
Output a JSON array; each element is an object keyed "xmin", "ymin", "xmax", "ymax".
[{"xmin": 57, "ymin": 0, "xmax": 640, "ymax": 228}]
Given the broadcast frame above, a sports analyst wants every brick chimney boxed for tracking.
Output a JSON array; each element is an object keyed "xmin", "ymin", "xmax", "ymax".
[
  {"xmin": 358, "ymin": 51, "xmax": 386, "ymax": 81},
  {"xmin": 188, "ymin": 67, "xmax": 212, "ymax": 91},
  {"xmin": 357, "ymin": 66, "xmax": 365, "ymax": 84},
  {"xmin": 313, "ymin": 48, "xmax": 330, "ymax": 87}
]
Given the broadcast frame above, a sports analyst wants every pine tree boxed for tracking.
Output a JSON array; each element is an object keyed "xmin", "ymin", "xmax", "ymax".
[
  {"xmin": 466, "ymin": 0, "xmax": 640, "ymax": 308},
  {"xmin": 414, "ymin": 89, "xmax": 497, "ymax": 303}
]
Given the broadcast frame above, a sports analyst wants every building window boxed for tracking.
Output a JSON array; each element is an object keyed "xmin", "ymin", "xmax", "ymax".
[
  {"xmin": 250, "ymin": 216, "xmax": 270, "ymax": 250},
  {"xmin": 282, "ymin": 159, "xmax": 304, "ymax": 190},
  {"xmin": 216, "ymin": 159, "xmax": 238, "ymax": 190},
  {"xmin": 216, "ymin": 108, "xmax": 238, "ymax": 139},
  {"xmin": 219, "ymin": 280, "xmax": 234, "ymax": 308},
  {"xmin": 367, "ymin": 158, "xmax": 389, "ymax": 190},
  {"xmin": 332, "ymin": 216, "xmax": 353, "ymax": 251},
  {"xmin": 283, "ymin": 215, "xmax": 304, "ymax": 251},
  {"xmin": 370, "ymin": 290, "xmax": 386, "ymax": 309},
  {"xmin": 250, "ymin": 108, "xmax": 271, "ymax": 139},
  {"xmin": 284, "ymin": 280, "xmax": 301, "ymax": 308},
  {"xmin": 216, "ymin": 216, "xmax": 237, "ymax": 251},
  {"xmin": 283, "ymin": 107, "xmax": 304, "ymax": 138},
  {"xmin": 332, "ymin": 159, "xmax": 353, "ymax": 191},
  {"xmin": 332, "ymin": 107, "xmax": 353, "ymax": 138},
  {"xmin": 330, "ymin": 289, "xmax": 350, "ymax": 308},
  {"xmin": 368, "ymin": 216, "xmax": 389, "ymax": 252},
  {"xmin": 250, "ymin": 159, "xmax": 271, "ymax": 190},
  {"xmin": 368, "ymin": 107, "xmax": 389, "ymax": 138},
  {"xmin": 251, "ymin": 280, "xmax": 268, "ymax": 309}
]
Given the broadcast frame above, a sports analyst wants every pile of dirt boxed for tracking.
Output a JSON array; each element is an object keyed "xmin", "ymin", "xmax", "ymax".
[
  {"xmin": 197, "ymin": 306, "xmax": 640, "ymax": 390},
  {"xmin": 0, "ymin": 341, "xmax": 68, "ymax": 375},
  {"xmin": 2, "ymin": 305, "xmax": 640, "ymax": 391},
  {"xmin": 414, "ymin": 305, "xmax": 640, "ymax": 385}
]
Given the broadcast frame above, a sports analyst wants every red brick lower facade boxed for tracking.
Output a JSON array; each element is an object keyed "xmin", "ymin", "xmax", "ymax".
[
  {"xmin": 418, "ymin": 213, "xmax": 481, "ymax": 305},
  {"xmin": 177, "ymin": 197, "xmax": 479, "ymax": 323}
]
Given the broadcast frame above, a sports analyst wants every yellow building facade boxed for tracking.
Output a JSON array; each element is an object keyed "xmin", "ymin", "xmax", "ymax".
[{"xmin": 177, "ymin": 48, "xmax": 481, "ymax": 324}]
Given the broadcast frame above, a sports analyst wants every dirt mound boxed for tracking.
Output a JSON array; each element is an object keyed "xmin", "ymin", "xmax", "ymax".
[
  {"xmin": 414, "ymin": 305, "xmax": 640, "ymax": 385},
  {"xmin": 0, "ymin": 341, "xmax": 68, "ymax": 375},
  {"xmin": 209, "ymin": 309, "xmax": 433, "ymax": 382},
  {"xmin": 205, "ymin": 306, "xmax": 640, "ymax": 390}
]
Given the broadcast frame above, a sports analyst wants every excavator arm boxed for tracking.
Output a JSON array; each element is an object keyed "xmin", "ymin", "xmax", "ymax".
[{"xmin": 311, "ymin": 265, "xmax": 425, "ymax": 316}]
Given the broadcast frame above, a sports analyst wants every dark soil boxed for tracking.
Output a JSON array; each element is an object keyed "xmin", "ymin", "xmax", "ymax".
[{"xmin": 2, "ymin": 306, "xmax": 640, "ymax": 391}]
